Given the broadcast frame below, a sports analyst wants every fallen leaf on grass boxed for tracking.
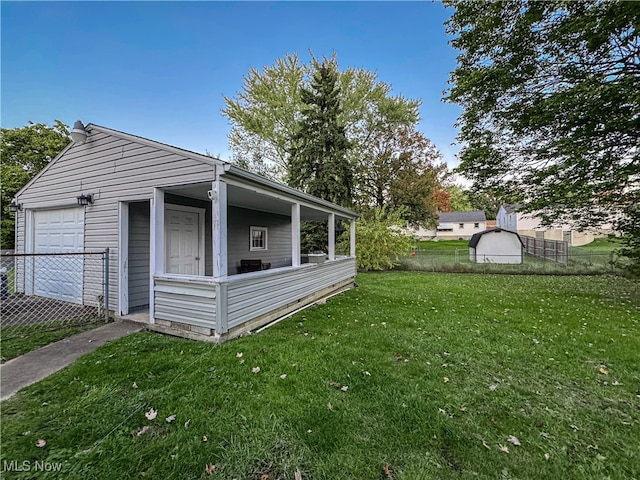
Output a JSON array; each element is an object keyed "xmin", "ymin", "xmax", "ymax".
[
  {"xmin": 132, "ymin": 382, "xmax": 138, "ymax": 389},
  {"xmin": 329, "ymin": 381, "xmax": 349, "ymax": 392},
  {"xmin": 363, "ymin": 371, "xmax": 371, "ymax": 377},
  {"xmin": 252, "ymin": 367, "xmax": 261, "ymax": 373},
  {"xmin": 280, "ymin": 374, "xmax": 287, "ymax": 379},
  {"xmin": 327, "ymin": 402, "xmax": 333, "ymax": 411},
  {"xmin": 295, "ymin": 468, "xmax": 302, "ymax": 480},
  {"xmin": 236, "ymin": 352, "xmax": 243, "ymax": 358},
  {"xmin": 599, "ymin": 365, "xmax": 609, "ymax": 375},
  {"xmin": 184, "ymin": 419, "xmax": 191, "ymax": 428},
  {"xmin": 482, "ymin": 440, "xmax": 491, "ymax": 449},
  {"xmin": 443, "ymin": 377, "xmax": 449, "ymax": 383},
  {"xmin": 145, "ymin": 408, "xmax": 157, "ymax": 420},
  {"xmin": 499, "ymin": 444, "xmax": 509, "ymax": 453},
  {"xmin": 205, "ymin": 464, "xmax": 216, "ymax": 475},
  {"xmin": 136, "ymin": 426, "xmax": 151, "ymax": 437},
  {"xmin": 383, "ymin": 463, "xmax": 394, "ymax": 478},
  {"xmin": 166, "ymin": 415, "xmax": 176, "ymax": 423},
  {"xmin": 489, "ymin": 384, "xmax": 498, "ymax": 391},
  {"xmin": 544, "ymin": 453, "xmax": 550, "ymax": 460},
  {"xmin": 460, "ymin": 406, "xmax": 468, "ymax": 413},
  {"xmin": 35, "ymin": 439, "xmax": 46, "ymax": 448},
  {"xmin": 507, "ymin": 435, "xmax": 521, "ymax": 446},
  {"xmin": 261, "ymin": 474, "xmax": 269, "ymax": 480},
  {"xmin": 202, "ymin": 436, "xmax": 208, "ymax": 442}
]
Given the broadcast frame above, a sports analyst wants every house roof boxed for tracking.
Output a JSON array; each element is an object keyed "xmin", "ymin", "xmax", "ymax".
[
  {"xmin": 438, "ymin": 210, "xmax": 487, "ymax": 223},
  {"xmin": 501, "ymin": 204, "xmax": 523, "ymax": 214},
  {"xmin": 16, "ymin": 122, "xmax": 359, "ymax": 220},
  {"xmin": 468, "ymin": 228, "xmax": 523, "ymax": 248}
]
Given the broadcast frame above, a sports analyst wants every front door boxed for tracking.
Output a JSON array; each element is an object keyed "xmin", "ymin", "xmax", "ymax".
[{"xmin": 165, "ymin": 206, "xmax": 204, "ymax": 275}]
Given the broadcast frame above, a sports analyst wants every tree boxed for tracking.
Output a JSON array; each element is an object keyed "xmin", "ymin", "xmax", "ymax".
[
  {"xmin": 288, "ymin": 60, "xmax": 353, "ymax": 206},
  {"xmin": 445, "ymin": 184, "xmax": 472, "ymax": 212},
  {"xmin": 222, "ymin": 52, "xmax": 420, "ymax": 181},
  {"xmin": 465, "ymin": 190, "xmax": 500, "ymax": 220},
  {"xmin": 1, "ymin": 121, "xmax": 70, "ymax": 248},
  {"xmin": 287, "ymin": 60, "xmax": 353, "ymax": 252},
  {"xmin": 445, "ymin": 1, "xmax": 639, "ymax": 269},
  {"xmin": 357, "ymin": 126, "xmax": 447, "ymax": 228}
]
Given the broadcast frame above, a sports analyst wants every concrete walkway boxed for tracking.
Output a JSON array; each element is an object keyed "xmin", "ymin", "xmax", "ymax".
[{"xmin": 1, "ymin": 321, "xmax": 143, "ymax": 401}]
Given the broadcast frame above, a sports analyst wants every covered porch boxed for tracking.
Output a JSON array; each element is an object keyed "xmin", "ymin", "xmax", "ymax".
[{"xmin": 133, "ymin": 164, "xmax": 358, "ymax": 342}]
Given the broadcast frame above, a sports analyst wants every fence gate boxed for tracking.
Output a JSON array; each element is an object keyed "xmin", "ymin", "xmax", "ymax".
[{"xmin": 1, "ymin": 249, "xmax": 110, "ymax": 340}]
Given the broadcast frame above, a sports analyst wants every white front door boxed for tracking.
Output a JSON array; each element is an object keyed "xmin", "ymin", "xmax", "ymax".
[{"xmin": 165, "ymin": 206, "xmax": 204, "ymax": 275}]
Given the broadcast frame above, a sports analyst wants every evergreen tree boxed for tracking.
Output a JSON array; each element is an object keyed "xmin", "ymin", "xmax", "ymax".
[{"xmin": 287, "ymin": 60, "xmax": 353, "ymax": 206}]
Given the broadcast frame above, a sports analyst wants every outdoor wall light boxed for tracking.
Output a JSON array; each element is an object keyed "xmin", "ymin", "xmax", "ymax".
[
  {"xmin": 9, "ymin": 199, "xmax": 22, "ymax": 212},
  {"xmin": 77, "ymin": 194, "xmax": 93, "ymax": 206},
  {"xmin": 70, "ymin": 120, "xmax": 88, "ymax": 144}
]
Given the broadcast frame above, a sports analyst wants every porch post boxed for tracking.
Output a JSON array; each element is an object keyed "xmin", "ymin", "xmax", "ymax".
[
  {"xmin": 212, "ymin": 176, "xmax": 228, "ymax": 278},
  {"xmin": 149, "ymin": 188, "xmax": 165, "ymax": 323},
  {"xmin": 291, "ymin": 203, "xmax": 301, "ymax": 267},
  {"xmin": 350, "ymin": 218, "xmax": 356, "ymax": 257},
  {"xmin": 328, "ymin": 213, "xmax": 335, "ymax": 261}
]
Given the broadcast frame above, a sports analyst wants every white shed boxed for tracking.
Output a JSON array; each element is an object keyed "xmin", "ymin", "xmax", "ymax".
[{"xmin": 468, "ymin": 228, "xmax": 523, "ymax": 264}]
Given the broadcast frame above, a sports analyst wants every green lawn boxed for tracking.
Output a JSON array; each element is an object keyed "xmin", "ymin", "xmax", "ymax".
[
  {"xmin": 1, "ymin": 273, "xmax": 639, "ymax": 479},
  {"xmin": 1, "ymin": 323, "xmax": 100, "ymax": 363}
]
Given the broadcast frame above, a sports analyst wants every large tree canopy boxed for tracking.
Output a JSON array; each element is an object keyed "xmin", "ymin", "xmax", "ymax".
[
  {"xmin": 1, "ymin": 121, "xmax": 70, "ymax": 248},
  {"xmin": 223, "ymin": 52, "xmax": 447, "ymax": 228},
  {"xmin": 445, "ymin": 1, "xmax": 639, "ymax": 237},
  {"xmin": 222, "ymin": 52, "xmax": 421, "ymax": 181}
]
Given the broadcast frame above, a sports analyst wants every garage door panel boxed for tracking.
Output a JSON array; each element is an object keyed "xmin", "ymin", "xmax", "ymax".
[{"xmin": 33, "ymin": 208, "xmax": 85, "ymax": 303}]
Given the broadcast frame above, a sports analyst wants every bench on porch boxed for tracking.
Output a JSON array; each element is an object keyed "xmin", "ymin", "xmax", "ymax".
[{"xmin": 238, "ymin": 259, "xmax": 271, "ymax": 274}]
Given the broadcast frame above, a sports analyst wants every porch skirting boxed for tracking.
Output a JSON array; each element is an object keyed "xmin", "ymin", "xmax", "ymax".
[{"xmin": 146, "ymin": 257, "xmax": 356, "ymax": 343}]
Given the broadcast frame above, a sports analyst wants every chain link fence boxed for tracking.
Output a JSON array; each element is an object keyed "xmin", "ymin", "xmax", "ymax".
[
  {"xmin": 398, "ymin": 248, "xmax": 623, "ymax": 275},
  {"xmin": 1, "ymin": 250, "xmax": 110, "ymax": 341}
]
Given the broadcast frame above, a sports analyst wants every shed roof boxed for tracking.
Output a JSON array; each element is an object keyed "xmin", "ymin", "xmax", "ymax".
[
  {"xmin": 439, "ymin": 210, "xmax": 486, "ymax": 223},
  {"xmin": 468, "ymin": 228, "xmax": 523, "ymax": 248}
]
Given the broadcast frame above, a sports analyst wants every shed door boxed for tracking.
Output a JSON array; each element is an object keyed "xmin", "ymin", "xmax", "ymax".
[{"xmin": 33, "ymin": 208, "xmax": 85, "ymax": 303}]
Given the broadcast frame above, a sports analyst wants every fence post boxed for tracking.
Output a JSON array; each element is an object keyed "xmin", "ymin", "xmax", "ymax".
[{"xmin": 104, "ymin": 248, "xmax": 110, "ymax": 321}]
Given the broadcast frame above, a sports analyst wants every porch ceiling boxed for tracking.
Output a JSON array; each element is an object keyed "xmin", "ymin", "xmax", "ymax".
[{"xmin": 164, "ymin": 183, "xmax": 349, "ymax": 221}]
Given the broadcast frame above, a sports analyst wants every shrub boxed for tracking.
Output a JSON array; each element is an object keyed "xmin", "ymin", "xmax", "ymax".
[{"xmin": 340, "ymin": 207, "xmax": 412, "ymax": 271}]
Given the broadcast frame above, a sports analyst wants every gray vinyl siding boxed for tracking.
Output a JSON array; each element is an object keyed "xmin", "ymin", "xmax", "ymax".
[
  {"xmin": 225, "ymin": 257, "xmax": 356, "ymax": 328},
  {"xmin": 15, "ymin": 130, "xmax": 215, "ymax": 309},
  {"xmin": 154, "ymin": 277, "xmax": 216, "ymax": 328},
  {"xmin": 128, "ymin": 202, "xmax": 150, "ymax": 310},
  {"xmin": 227, "ymin": 206, "xmax": 292, "ymax": 275}
]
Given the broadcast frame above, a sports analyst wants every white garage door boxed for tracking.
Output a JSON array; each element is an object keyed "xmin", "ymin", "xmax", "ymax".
[{"xmin": 33, "ymin": 208, "xmax": 85, "ymax": 303}]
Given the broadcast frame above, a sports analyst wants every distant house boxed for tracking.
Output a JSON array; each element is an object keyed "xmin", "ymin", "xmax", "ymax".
[
  {"xmin": 496, "ymin": 205, "xmax": 607, "ymax": 246},
  {"xmin": 469, "ymin": 228, "xmax": 523, "ymax": 264},
  {"xmin": 408, "ymin": 211, "xmax": 487, "ymax": 240}
]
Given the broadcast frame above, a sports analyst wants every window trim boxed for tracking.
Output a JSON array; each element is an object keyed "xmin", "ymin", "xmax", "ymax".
[
  {"xmin": 458, "ymin": 223, "xmax": 465, "ymax": 229},
  {"xmin": 250, "ymin": 226, "xmax": 268, "ymax": 251}
]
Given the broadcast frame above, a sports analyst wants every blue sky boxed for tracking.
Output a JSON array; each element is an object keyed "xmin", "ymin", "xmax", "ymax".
[{"xmin": 1, "ymin": 1, "xmax": 462, "ymax": 167}]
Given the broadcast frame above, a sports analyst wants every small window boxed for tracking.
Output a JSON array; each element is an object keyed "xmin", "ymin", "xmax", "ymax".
[
  {"xmin": 474, "ymin": 223, "xmax": 480, "ymax": 229},
  {"xmin": 458, "ymin": 223, "xmax": 464, "ymax": 229},
  {"xmin": 250, "ymin": 226, "xmax": 268, "ymax": 251}
]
